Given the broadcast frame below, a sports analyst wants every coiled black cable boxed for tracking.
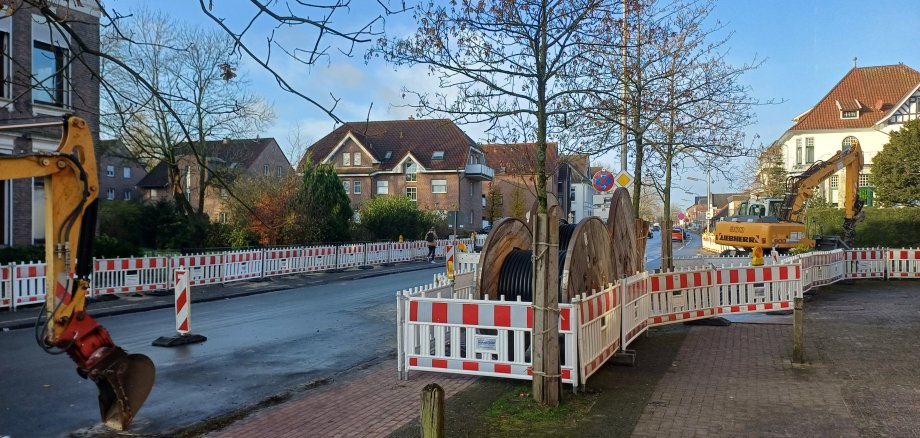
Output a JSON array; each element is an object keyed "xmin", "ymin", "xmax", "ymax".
[{"xmin": 497, "ymin": 224, "xmax": 574, "ymax": 301}]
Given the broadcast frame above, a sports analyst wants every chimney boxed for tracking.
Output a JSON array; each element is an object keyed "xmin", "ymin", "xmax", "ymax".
[
  {"xmin": 408, "ymin": 115, "xmax": 415, "ymax": 120},
  {"xmin": 400, "ymin": 131, "xmax": 404, "ymax": 139},
  {"xmin": 875, "ymin": 99, "xmax": 885, "ymax": 111}
]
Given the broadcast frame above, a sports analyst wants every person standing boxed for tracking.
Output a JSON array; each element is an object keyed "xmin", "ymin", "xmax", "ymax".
[{"xmin": 425, "ymin": 227, "xmax": 438, "ymax": 263}]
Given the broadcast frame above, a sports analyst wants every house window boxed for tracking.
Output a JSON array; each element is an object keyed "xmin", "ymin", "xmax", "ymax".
[
  {"xmin": 276, "ymin": 166, "xmax": 282, "ymax": 177},
  {"xmin": 220, "ymin": 188, "xmax": 229, "ymax": 199},
  {"xmin": 123, "ymin": 190, "xmax": 132, "ymax": 201},
  {"xmin": 106, "ymin": 188, "xmax": 115, "ymax": 200},
  {"xmin": 263, "ymin": 163, "xmax": 270, "ymax": 176},
  {"xmin": 353, "ymin": 152, "xmax": 361, "ymax": 166},
  {"xmin": 377, "ymin": 180, "xmax": 389, "ymax": 195},
  {"xmin": 219, "ymin": 212, "xmax": 227, "ymax": 224},
  {"xmin": 150, "ymin": 189, "xmax": 158, "ymax": 198},
  {"xmin": 859, "ymin": 174, "xmax": 870, "ymax": 187},
  {"xmin": 343, "ymin": 152, "xmax": 351, "ymax": 166},
  {"xmin": 432, "ymin": 151, "xmax": 444, "ymax": 160},
  {"xmin": 0, "ymin": 30, "xmax": 8, "ymax": 98},
  {"xmin": 805, "ymin": 137, "xmax": 814, "ymax": 164},
  {"xmin": 841, "ymin": 110, "xmax": 858, "ymax": 119},
  {"xmin": 342, "ymin": 180, "xmax": 350, "ymax": 194},
  {"xmin": 354, "ymin": 181, "xmax": 362, "ymax": 194},
  {"xmin": 795, "ymin": 139, "xmax": 802, "ymax": 165},
  {"xmin": 830, "ymin": 175, "xmax": 839, "ymax": 189},
  {"xmin": 842, "ymin": 136, "xmax": 859, "ymax": 150},
  {"xmin": 405, "ymin": 160, "xmax": 417, "ymax": 182},
  {"xmin": 123, "ymin": 167, "xmax": 131, "ymax": 179},
  {"xmin": 32, "ymin": 41, "xmax": 68, "ymax": 106},
  {"xmin": 431, "ymin": 179, "xmax": 447, "ymax": 194},
  {"xmin": 106, "ymin": 165, "xmax": 115, "ymax": 177},
  {"xmin": 384, "ymin": 151, "xmax": 393, "ymax": 160},
  {"xmin": 406, "ymin": 187, "xmax": 417, "ymax": 202}
]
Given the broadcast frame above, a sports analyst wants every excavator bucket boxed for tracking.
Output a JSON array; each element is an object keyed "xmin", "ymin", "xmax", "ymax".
[{"xmin": 89, "ymin": 348, "xmax": 156, "ymax": 431}]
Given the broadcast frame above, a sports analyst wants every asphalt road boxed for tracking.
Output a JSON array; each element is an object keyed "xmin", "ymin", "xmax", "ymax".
[
  {"xmin": 645, "ymin": 230, "xmax": 702, "ymax": 271},
  {"xmin": 0, "ymin": 267, "xmax": 441, "ymax": 438}
]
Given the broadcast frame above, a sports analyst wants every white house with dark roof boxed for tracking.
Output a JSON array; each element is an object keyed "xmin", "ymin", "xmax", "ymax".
[{"xmin": 773, "ymin": 64, "xmax": 920, "ymax": 207}]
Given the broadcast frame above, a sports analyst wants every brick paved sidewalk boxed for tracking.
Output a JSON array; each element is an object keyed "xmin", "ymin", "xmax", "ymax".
[{"xmin": 206, "ymin": 360, "xmax": 476, "ymax": 438}]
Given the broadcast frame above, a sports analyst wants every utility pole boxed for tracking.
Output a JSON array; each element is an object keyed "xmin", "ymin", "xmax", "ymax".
[
  {"xmin": 706, "ymin": 158, "xmax": 712, "ymax": 234},
  {"xmin": 620, "ymin": 5, "xmax": 629, "ymax": 176}
]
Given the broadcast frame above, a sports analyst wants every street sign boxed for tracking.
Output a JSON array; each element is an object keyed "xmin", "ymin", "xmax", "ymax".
[
  {"xmin": 592, "ymin": 170, "xmax": 615, "ymax": 192},
  {"xmin": 677, "ymin": 212, "xmax": 686, "ymax": 221},
  {"xmin": 615, "ymin": 170, "xmax": 633, "ymax": 188}
]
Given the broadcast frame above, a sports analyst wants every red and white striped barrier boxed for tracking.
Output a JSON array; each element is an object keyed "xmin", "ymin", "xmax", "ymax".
[
  {"xmin": 389, "ymin": 242, "xmax": 412, "ymax": 263},
  {"xmin": 888, "ymin": 248, "xmax": 920, "ymax": 279},
  {"xmin": 620, "ymin": 272, "xmax": 649, "ymax": 349},
  {"xmin": 399, "ymin": 294, "xmax": 578, "ymax": 386},
  {"xmin": 336, "ymin": 244, "xmax": 365, "ymax": 269},
  {"xmin": 92, "ymin": 256, "xmax": 170, "ymax": 296},
  {"xmin": 224, "ymin": 250, "xmax": 263, "ymax": 283},
  {"xmin": 412, "ymin": 241, "xmax": 429, "ymax": 260},
  {"xmin": 365, "ymin": 243, "xmax": 391, "ymax": 266},
  {"xmin": 0, "ymin": 265, "xmax": 10, "ymax": 309},
  {"xmin": 846, "ymin": 249, "xmax": 886, "ymax": 279},
  {"xmin": 174, "ymin": 267, "xmax": 191, "ymax": 334},
  {"xmin": 173, "ymin": 254, "xmax": 224, "ymax": 286},
  {"xmin": 263, "ymin": 247, "xmax": 307, "ymax": 277},
  {"xmin": 11, "ymin": 263, "xmax": 46, "ymax": 309},
  {"xmin": 648, "ymin": 268, "xmax": 718, "ymax": 326},
  {"xmin": 715, "ymin": 264, "xmax": 799, "ymax": 315},
  {"xmin": 576, "ymin": 283, "xmax": 621, "ymax": 384},
  {"xmin": 445, "ymin": 245, "xmax": 456, "ymax": 280}
]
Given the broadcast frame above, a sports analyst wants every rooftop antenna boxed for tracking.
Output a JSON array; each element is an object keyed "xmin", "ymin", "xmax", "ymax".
[{"xmin": 853, "ymin": 56, "xmax": 857, "ymax": 68}]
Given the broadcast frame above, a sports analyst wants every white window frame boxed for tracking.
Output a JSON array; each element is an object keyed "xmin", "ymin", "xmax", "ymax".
[
  {"xmin": 841, "ymin": 110, "xmax": 858, "ymax": 119},
  {"xmin": 276, "ymin": 165, "xmax": 282, "ymax": 177},
  {"xmin": 859, "ymin": 173, "xmax": 870, "ymax": 187},
  {"xmin": 150, "ymin": 188, "xmax": 158, "ymax": 198},
  {"xmin": 343, "ymin": 180, "xmax": 350, "ymax": 194},
  {"xmin": 353, "ymin": 152, "xmax": 361, "ymax": 166},
  {"xmin": 219, "ymin": 212, "xmax": 227, "ymax": 224},
  {"xmin": 431, "ymin": 179, "xmax": 447, "ymax": 194},
  {"xmin": 376, "ymin": 180, "xmax": 389, "ymax": 195},
  {"xmin": 343, "ymin": 152, "xmax": 351, "ymax": 166},
  {"xmin": 805, "ymin": 137, "xmax": 815, "ymax": 164},
  {"xmin": 405, "ymin": 160, "xmax": 417, "ymax": 182},
  {"xmin": 842, "ymin": 136, "xmax": 859, "ymax": 150},
  {"xmin": 123, "ymin": 190, "xmax": 132, "ymax": 201},
  {"xmin": 123, "ymin": 167, "xmax": 131, "ymax": 179},
  {"xmin": 31, "ymin": 14, "xmax": 70, "ymax": 110},
  {"xmin": 795, "ymin": 138, "xmax": 802, "ymax": 165},
  {"xmin": 406, "ymin": 186, "xmax": 417, "ymax": 202},
  {"xmin": 106, "ymin": 165, "xmax": 115, "ymax": 177},
  {"xmin": 830, "ymin": 175, "xmax": 839, "ymax": 189},
  {"xmin": 432, "ymin": 151, "xmax": 444, "ymax": 160},
  {"xmin": 263, "ymin": 163, "xmax": 270, "ymax": 176},
  {"xmin": 106, "ymin": 188, "xmax": 115, "ymax": 200},
  {"xmin": 354, "ymin": 180, "xmax": 362, "ymax": 194}
]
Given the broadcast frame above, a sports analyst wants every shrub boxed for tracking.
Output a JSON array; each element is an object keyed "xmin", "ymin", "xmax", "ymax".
[
  {"xmin": 806, "ymin": 207, "xmax": 920, "ymax": 247},
  {"xmin": 0, "ymin": 245, "xmax": 45, "ymax": 264},
  {"xmin": 93, "ymin": 234, "xmax": 142, "ymax": 258}
]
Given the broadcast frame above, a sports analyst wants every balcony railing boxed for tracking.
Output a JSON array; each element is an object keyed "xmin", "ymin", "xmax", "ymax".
[{"xmin": 464, "ymin": 163, "xmax": 494, "ymax": 181}]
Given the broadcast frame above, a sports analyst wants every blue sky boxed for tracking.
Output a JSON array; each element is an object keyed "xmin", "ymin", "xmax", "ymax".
[{"xmin": 108, "ymin": 0, "xmax": 920, "ymax": 207}]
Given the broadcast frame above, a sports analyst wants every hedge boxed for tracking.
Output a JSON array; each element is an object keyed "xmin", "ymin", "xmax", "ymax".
[{"xmin": 806, "ymin": 207, "xmax": 920, "ymax": 247}]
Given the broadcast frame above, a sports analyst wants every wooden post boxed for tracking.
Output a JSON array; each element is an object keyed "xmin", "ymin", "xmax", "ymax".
[
  {"xmin": 421, "ymin": 383, "xmax": 444, "ymax": 438},
  {"xmin": 792, "ymin": 297, "xmax": 804, "ymax": 363},
  {"xmin": 532, "ymin": 212, "xmax": 561, "ymax": 406}
]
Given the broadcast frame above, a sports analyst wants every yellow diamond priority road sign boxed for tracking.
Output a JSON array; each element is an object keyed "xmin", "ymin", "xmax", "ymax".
[{"xmin": 615, "ymin": 170, "xmax": 633, "ymax": 188}]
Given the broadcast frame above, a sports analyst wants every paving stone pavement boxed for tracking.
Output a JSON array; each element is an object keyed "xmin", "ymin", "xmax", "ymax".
[
  {"xmin": 632, "ymin": 280, "xmax": 920, "ymax": 438},
  {"xmin": 206, "ymin": 360, "xmax": 476, "ymax": 438}
]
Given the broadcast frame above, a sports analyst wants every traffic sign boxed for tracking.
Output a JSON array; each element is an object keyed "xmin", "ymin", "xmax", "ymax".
[
  {"xmin": 615, "ymin": 170, "xmax": 633, "ymax": 188},
  {"xmin": 677, "ymin": 212, "xmax": 686, "ymax": 221},
  {"xmin": 592, "ymin": 170, "xmax": 615, "ymax": 192}
]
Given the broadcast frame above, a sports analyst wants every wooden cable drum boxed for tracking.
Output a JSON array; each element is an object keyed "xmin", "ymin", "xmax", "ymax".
[
  {"xmin": 559, "ymin": 217, "xmax": 614, "ymax": 303},
  {"xmin": 606, "ymin": 188, "xmax": 640, "ymax": 279},
  {"xmin": 478, "ymin": 216, "xmax": 613, "ymax": 303},
  {"xmin": 476, "ymin": 217, "xmax": 532, "ymax": 300}
]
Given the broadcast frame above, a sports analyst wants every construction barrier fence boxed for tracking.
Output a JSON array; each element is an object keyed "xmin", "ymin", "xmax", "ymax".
[
  {"xmin": 398, "ymin": 247, "xmax": 915, "ymax": 389},
  {"xmin": 0, "ymin": 239, "xmax": 473, "ymax": 311}
]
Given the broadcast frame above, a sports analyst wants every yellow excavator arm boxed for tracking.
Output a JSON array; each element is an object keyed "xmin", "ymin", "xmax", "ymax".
[
  {"xmin": 0, "ymin": 116, "xmax": 154, "ymax": 430},
  {"xmin": 781, "ymin": 140, "xmax": 864, "ymax": 223}
]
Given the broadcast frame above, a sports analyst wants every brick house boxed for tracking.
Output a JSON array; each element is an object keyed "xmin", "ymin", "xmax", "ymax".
[
  {"xmin": 0, "ymin": 2, "xmax": 100, "ymax": 247},
  {"xmin": 302, "ymin": 119, "xmax": 494, "ymax": 231},
  {"xmin": 483, "ymin": 143, "xmax": 586, "ymax": 224},
  {"xmin": 773, "ymin": 64, "xmax": 920, "ymax": 207},
  {"xmin": 137, "ymin": 138, "xmax": 292, "ymax": 223},
  {"xmin": 97, "ymin": 139, "xmax": 148, "ymax": 203}
]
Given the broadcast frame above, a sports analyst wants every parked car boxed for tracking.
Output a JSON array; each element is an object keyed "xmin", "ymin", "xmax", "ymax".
[
  {"xmin": 671, "ymin": 227, "xmax": 685, "ymax": 242},
  {"xmin": 652, "ymin": 223, "xmax": 661, "ymax": 231},
  {"xmin": 477, "ymin": 225, "xmax": 493, "ymax": 234}
]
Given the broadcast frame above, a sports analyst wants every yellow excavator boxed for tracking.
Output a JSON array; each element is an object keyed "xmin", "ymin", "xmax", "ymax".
[
  {"xmin": 714, "ymin": 139, "xmax": 864, "ymax": 253},
  {"xmin": 0, "ymin": 116, "xmax": 155, "ymax": 430}
]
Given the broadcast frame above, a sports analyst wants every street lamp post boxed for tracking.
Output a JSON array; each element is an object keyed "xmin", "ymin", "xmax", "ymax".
[{"xmin": 686, "ymin": 163, "xmax": 712, "ymax": 234}]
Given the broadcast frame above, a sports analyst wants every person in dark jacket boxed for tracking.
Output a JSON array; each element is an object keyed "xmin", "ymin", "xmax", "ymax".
[{"xmin": 425, "ymin": 227, "xmax": 437, "ymax": 263}]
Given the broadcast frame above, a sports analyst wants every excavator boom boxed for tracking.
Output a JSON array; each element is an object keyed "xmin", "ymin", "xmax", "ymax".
[{"xmin": 0, "ymin": 116, "xmax": 155, "ymax": 430}]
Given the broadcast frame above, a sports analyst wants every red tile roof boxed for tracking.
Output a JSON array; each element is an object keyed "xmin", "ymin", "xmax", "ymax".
[
  {"xmin": 482, "ymin": 143, "xmax": 559, "ymax": 175},
  {"xmin": 302, "ymin": 119, "xmax": 476, "ymax": 171},
  {"xmin": 791, "ymin": 64, "xmax": 920, "ymax": 131}
]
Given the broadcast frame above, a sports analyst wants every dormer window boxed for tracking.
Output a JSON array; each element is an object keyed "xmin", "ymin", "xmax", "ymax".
[
  {"xmin": 841, "ymin": 110, "xmax": 859, "ymax": 119},
  {"xmin": 432, "ymin": 151, "xmax": 445, "ymax": 160},
  {"xmin": 405, "ymin": 160, "xmax": 417, "ymax": 182}
]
